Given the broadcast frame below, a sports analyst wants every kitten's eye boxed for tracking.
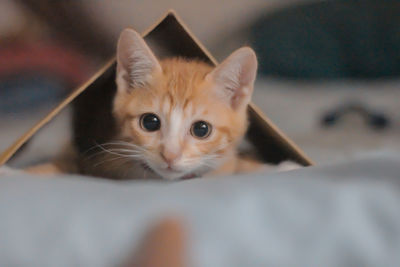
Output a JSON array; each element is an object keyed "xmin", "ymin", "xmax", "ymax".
[
  {"xmin": 191, "ymin": 121, "xmax": 212, "ymax": 139},
  {"xmin": 140, "ymin": 113, "xmax": 161, "ymax": 131}
]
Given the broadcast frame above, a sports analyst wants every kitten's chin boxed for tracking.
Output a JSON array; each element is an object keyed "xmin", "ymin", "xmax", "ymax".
[
  {"xmin": 140, "ymin": 162, "xmax": 183, "ymax": 180},
  {"xmin": 147, "ymin": 164, "xmax": 201, "ymax": 181},
  {"xmin": 159, "ymin": 172, "xmax": 186, "ymax": 181},
  {"xmin": 154, "ymin": 168, "xmax": 196, "ymax": 181},
  {"xmin": 144, "ymin": 160, "xmax": 212, "ymax": 181}
]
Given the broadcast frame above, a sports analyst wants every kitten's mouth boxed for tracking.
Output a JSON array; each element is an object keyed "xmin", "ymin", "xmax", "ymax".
[
  {"xmin": 140, "ymin": 162, "xmax": 197, "ymax": 180},
  {"xmin": 181, "ymin": 173, "xmax": 197, "ymax": 180}
]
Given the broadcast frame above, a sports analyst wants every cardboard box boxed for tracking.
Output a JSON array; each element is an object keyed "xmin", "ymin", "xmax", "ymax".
[{"xmin": 0, "ymin": 10, "xmax": 313, "ymax": 171}]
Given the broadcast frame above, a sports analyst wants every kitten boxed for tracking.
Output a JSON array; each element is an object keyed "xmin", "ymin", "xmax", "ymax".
[{"xmin": 79, "ymin": 28, "xmax": 261, "ymax": 181}]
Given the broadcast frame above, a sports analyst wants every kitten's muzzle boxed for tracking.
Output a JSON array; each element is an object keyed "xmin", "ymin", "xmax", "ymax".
[{"xmin": 160, "ymin": 150, "xmax": 181, "ymax": 170}]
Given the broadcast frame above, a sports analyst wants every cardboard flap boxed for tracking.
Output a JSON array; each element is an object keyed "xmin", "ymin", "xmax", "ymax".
[
  {"xmin": 0, "ymin": 10, "xmax": 312, "ymax": 167},
  {"xmin": 144, "ymin": 12, "xmax": 215, "ymax": 64}
]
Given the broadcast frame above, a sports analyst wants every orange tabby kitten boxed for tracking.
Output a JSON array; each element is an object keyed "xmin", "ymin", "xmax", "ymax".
[{"xmin": 77, "ymin": 28, "xmax": 262, "ymax": 180}]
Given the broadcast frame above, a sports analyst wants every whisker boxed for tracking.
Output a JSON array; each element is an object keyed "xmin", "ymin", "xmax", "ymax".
[
  {"xmin": 96, "ymin": 144, "xmax": 134, "ymax": 158},
  {"xmin": 84, "ymin": 141, "xmax": 144, "ymax": 160},
  {"xmin": 84, "ymin": 149, "xmax": 142, "ymax": 161},
  {"xmin": 105, "ymin": 148, "xmax": 142, "ymax": 155},
  {"xmin": 101, "ymin": 141, "xmax": 146, "ymax": 151},
  {"xmin": 92, "ymin": 155, "xmax": 136, "ymax": 168}
]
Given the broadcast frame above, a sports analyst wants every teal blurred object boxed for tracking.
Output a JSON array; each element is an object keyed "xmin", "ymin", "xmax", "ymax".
[
  {"xmin": 0, "ymin": 41, "xmax": 91, "ymax": 115},
  {"xmin": 251, "ymin": 0, "xmax": 400, "ymax": 79},
  {"xmin": 0, "ymin": 73, "xmax": 65, "ymax": 114}
]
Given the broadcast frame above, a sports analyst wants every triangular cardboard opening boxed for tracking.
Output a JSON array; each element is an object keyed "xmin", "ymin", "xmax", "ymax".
[{"xmin": 0, "ymin": 10, "xmax": 313, "ymax": 168}]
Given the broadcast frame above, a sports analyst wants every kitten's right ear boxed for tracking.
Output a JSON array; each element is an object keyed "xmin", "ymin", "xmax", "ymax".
[
  {"xmin": 206, "ymin": 47, "xmax": 257, "ymax": 111},
  {"xmin": 116, "ymin": 29, "xmax": 162, "ymax": 91}
]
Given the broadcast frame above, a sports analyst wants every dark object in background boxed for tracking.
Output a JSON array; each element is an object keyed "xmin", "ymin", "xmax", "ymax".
[
  {"xmin": 252, "ymin": 0, "xmax": 400, "ymax": 79},
  {"xmin": 15, "ymin": 0, "xmax": 113, "ymax": 59},
  {"xmin": 0, "ymin": 74, "xmax": 65, "ymax": 114},
  {"xmin": 321, "ymin": 101, "xmax": 391, "ymax": 130}
]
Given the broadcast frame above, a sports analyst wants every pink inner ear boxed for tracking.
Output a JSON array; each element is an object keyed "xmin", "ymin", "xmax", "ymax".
[
  {"xmin": 208, "ymin": 47, "xmax": 257, "ymax": 110},
  {"xmin": 117, "ymin": 29, "xmax": 162, "ymax": 89},
  {"xmin": 231, "ymin": 87, "xmax": 247, "ymax": 109}
]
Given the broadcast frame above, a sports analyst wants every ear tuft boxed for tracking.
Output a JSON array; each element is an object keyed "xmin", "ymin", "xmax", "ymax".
[
  {"xmin": 116, "ymin": 28, "xmax": 162, "ymax": 91},
  {"xmin": 207, "ymin": 47, "xmax": 257, "ymax": 110}
]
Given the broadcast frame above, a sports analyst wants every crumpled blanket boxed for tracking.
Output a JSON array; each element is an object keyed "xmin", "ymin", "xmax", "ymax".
[{"xmin": 0, "ymin": 155, "xmax": 400, "ymax": 267}]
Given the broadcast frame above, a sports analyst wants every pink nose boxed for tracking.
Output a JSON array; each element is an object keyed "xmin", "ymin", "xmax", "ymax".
[{"xmin": 160, "ymin": 150, "xmax": 180, "ymax": 167}]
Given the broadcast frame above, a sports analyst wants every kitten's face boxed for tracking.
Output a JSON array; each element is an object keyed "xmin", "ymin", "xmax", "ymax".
[{"xmin": 114, "ymin": 29, "xmax": 257, "ymax": 180}]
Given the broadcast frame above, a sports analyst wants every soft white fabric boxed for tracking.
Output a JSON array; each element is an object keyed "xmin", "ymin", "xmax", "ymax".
[{"xmin": 1, "ymin": 155, "xmax": 400, "ymax": 267}]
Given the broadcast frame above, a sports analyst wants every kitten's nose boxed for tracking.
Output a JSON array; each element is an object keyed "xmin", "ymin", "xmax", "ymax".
[{"xmin": 160, "ymin": 150, "xmax": 181, "ymax": 168}]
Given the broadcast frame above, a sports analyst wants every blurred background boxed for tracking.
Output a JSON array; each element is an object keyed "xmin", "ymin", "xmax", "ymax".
[{"xmin": 1, "ymin": 0, "xmax": 400, "ymax": 166}]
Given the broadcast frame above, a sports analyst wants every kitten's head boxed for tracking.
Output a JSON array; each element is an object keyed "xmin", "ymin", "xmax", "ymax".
[{"xmin": 114, "ymin": 29, "xmax": 257, "ymax": 180}]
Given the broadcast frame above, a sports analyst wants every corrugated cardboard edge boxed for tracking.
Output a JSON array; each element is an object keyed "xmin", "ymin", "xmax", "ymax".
[
  {"xmin": 0, "ymin": 10, "xmax": 313, "ymax": 166},
  {"xmin": 248, "ymin": 104, "xmax": 313, "ymax": 165}
]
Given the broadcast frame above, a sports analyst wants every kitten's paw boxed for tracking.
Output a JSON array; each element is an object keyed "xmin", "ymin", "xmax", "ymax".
[
  {"xmin": 276, "ymin": 161, "xmax": 302, "ymax": 172},
  {"xmin": 257, "ymin": 161, "xmax": 302, "ymax": 174},
  {"xmin": 0, "ymin": 165, "xmax": 21, "ymax": 176}
]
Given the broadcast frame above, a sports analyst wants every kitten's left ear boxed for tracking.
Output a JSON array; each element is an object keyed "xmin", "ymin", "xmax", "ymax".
[
  {"xmin": 206, "ymin": 47, "xmax": 257, "ymax": 110},
  {"xmin": 116, "ymin": 28, "xmax": 162, "ymax": 91}
]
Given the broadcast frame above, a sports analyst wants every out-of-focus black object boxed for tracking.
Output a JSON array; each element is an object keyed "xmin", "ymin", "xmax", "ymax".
[
  {"xmin": 15, "ymin": 0, "xmax": 114, "ymax": 59},
  {"xmin": 321, "ymin": 102, "xmax": 391, "ymax": 130},
  {"xmin": 252, "ymin": 0, "xmax": 400, "ymax": 79}
]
